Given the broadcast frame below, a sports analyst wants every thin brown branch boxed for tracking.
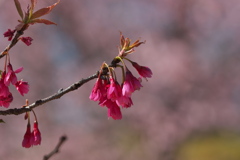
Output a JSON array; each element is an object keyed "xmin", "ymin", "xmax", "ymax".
[
  {"xmin": 0, "ymin": 72, "xmax": 98, "ymax": 116},
  {"xmin": 43, "ymin": 135, "xmax": 67, "ymax": 160}
]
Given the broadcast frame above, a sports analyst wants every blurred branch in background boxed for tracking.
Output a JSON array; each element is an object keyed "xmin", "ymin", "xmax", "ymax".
[{"xmin": 43, "ymin": 135, "xmax": 67, "ymax": 160}]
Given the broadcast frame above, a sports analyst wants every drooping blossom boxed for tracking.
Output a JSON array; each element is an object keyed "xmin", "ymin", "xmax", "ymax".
[
  {"xmin": 21, "ymin": 37, "xmax": 33, "ymax": 46},
  {"xmin": 0, "ymin": 72, "xmax": 10, "ymax": 97},
  {"xmin": 89, "ymin": 78, "xmax": 107, "ymax": 101},
  {"xmin": 0, "ymin": 93, "xmax": 13, "ymax": 108},
  {"xmin": 131, "ymin": 61, "xmax": 152, "ymax": 79},
  {"xmin": 3, "ymin": 29, "xmax": 16, "ymax": 41},
  {"xmin": 107, "ymin": 77, "xmax": 122, "ymax": 101},
  {"xmin": 31, "ymin": 121, "xmax": 41, "ymax": 145},
  {"xmin": 22, "ymin": 124, "xmax": 32, "ymax": 148},
  {"xmin": 107, "ymin": 101, "xmax": 122, "ymax": 120},
  {"xmin": 15, "ymin": 80, "xmax": 29, "ymax": 96},
  {"xmin": 89, "ymin": 33, "xmax": 152, "ymax": 120},
  {"xmin": 122, "ymin": 69, "xmax": 142, "ymax": 97},
  {"xmin": 0, "ymin": 72, "xmax": 13, "ymax": 108},
  {"xmin": 116, "ymin": 95, "xmax": 133, "ymax": 108},
  {"xmin": 4, "ymin": 63, "xmax": 23, "ymax": 86}
]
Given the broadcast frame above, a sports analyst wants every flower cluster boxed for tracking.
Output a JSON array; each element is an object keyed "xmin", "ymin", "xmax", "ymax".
[
  {"xmin": 3, "ymin": 29, "xmax": 33, "ymax": 46},
  {"xmin": 22, "ymin": 105, "xmax": 42, "ymax": 148},
  {"xmin": 89, "ymin": 33, "xmax": 152, "ymax": 120},
  {"xmin": 22, "ymin": 121, "xmax": 41, "ymax": 148},
  {"xmin": 0, "ymin": 61, "xmax": 29, "ymax": 108}
]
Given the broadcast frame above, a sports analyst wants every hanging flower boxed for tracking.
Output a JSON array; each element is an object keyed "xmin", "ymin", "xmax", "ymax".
[
  {"xmin": 131, "ymin": 61, "xmax": 152, "ymax": 79},
  {"xmin": 89, "ymin": 78, "xmax": 107, "ymax": 101},
  {"xmin": 107, "ymin": 101, "xmax": 122, "ymax": 120},
  {"xmin": 107, "ymin": 77, "xmax": 122, "ymax": 101},
  {"xmin": 116, "ymin": 95, "xmax": 133, "ymax": 108},
  {"xmin": 4, "ymin": 63, "xmax": 23, "ymax": 86},
  {"xmin": 15, "ymin": 80, "xmax": 29, "ymax": 96},
  {"xmin": 31, "ymin": 121, "xmax": 41, "ymax": 145},
  {"xmin": 20, "ymin": 37, "xmax": 33, "ymax": 46},
  {"xmin": 122, "ymin": 69, "xmax": 142, "ymax": 97},
  {"xmin": 22, "ymin": 124, "xmax": 32, "ymax": 148}
]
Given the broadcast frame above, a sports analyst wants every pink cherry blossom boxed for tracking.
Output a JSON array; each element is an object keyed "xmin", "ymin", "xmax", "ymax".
[
  {"xmin": 89, "ymin": 78, "xmax": 107, "ymax": 101},
  {"xmin": 31, "ymin": 121, "xmax": 41, "ymax": 145},
  {"xmin": 0, "ymin": 72, "xmax": 11, "ymax": 97},
  {"xmin": 21, "ymin": 37, "xmax": 33, "ymax": 46},
  {"xmin": 107, "ymin": 101, "xmax": 122, "ymax": 120},
  {"xmin": 15, "ymin": 80, "xmax": 29, "ymax": 96},
  {"xmin": 122, "ymin": 70, "xmax": 142, "ymax": 97},
  {"xmin": 22, "ymin": 124, "xmax": 32, "ymax": 148},
  {"xmin": 0, "ymin": 72, "xmax": 13, "ymax": 108},
  {"xmin": 107, "ymin": 77, "xmax": 122, "ymax": 101},
  {"xmin": 116, "ymin": 95, "xmax": 133, "ymax": 108},
  {"xmin": 4, "ymin": 63, "xmax": 23, "ymax": 86},
  {"xmin": 132, "ymin": 61, "xmax": 152, "ymax": 79},
  {"xmin": 98, "ymin": 96, "xmax": 111, "ymax": 107},
  {"xmin": 3, "ymin": 29, "xmax": 16, "ymax": 41},
  {"xmin": 0, "ymin": 93, "xmax": 13, "ymax": 108}
]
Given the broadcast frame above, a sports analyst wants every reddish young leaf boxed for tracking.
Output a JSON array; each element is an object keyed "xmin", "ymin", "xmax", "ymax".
[
  {"xmin": 31, "ymin": 0, "xmax": 60, "ymax": 19},
  {"xmin": 31, "ymin": 0, "xmax": 37, "ymax": 11},
  {"xmin": 14, "ymin": 0, "xmax": 23, "ymax": 19},
  {"xmin": 30, "ymin": 19, "xmax": 57, "ymax": 25}
]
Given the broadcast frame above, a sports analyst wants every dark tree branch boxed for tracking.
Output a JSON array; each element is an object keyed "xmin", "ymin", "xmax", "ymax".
[
  {"xmin": 43, "ymin": 135, "xmax": 67, "ymax": 160},
  {"xmin": 0, "ymin": 72, "xmax": 99, "ymax": 116}
]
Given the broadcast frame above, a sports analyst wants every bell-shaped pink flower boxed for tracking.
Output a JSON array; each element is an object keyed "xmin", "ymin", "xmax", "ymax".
[
  {"xmin": 107, "ymin": 77, "xmax": 122, "ymax": 101},
  {"xmin": 132, "ymin": 62, "xmax": 152, "ymax": 79},
  {"xmin": 0, "ymin": 93, "xmax": 13, "ymax": 108},
  {"xmin": 4, "ymin": 63, "xmax": 23, "ymax": 86},
  {"xmin": 22, "ymin": 124, "xmax": 32, "ymax": 148},
  {"xmin": 89, "ymin": 78, "xmax": 107, "ymax": 101},
  {"xmin": 98, "ymin": 96, "xmax": 111, "ymax": 107},
  {"xmin": 116, "ymin": 95, "xmax": 133, "ymax": 108},
  {"xmin": 0, "ymin": 72, "xmax": 11, "ymax": 97},
  {"xmin": 15, "ymin": 80, "xmax": 29, "ymax": 96},
  {"xmin": 21, "ymin": 37, "xmax": 33, "ymax": 46},
  {"xmin": 31, "ymin": 121, "xmax": 41, "ymax": 145},
  {"xmin": 0, "ymin": 72, "xmax": 13, "ymax": 108},
  {"xmin": 107, "ymin": 101, "xmax": 122, "ymax": 120},
  {"xmin": 122, "ymin": 70, "xmax": 142, "ymax": 97}
]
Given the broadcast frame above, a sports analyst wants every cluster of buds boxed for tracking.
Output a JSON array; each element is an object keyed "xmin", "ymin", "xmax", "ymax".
[
  {"xmin": 89, "ymin": 33, "xmax": 152, "ymax": 120},
  {"xmin": 0, "ymin": 55, "xmax": 29, "ymax": 108},
  {"xmin": 22, "ymin": 107, "xmax": 41, "ymax": 148}
]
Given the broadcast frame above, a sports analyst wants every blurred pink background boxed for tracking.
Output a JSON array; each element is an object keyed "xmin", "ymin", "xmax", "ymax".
[{"xmin": 1, "ymin": 0, "xmax": 240, "ymax": 160}]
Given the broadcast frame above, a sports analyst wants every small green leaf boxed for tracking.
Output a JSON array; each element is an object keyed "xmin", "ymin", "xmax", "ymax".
[
  {"xmin": 31, "ymin": 0, "xmax": 60, "ymax": 20},
  {"xmin": 0, "ymin": 119, "xmax": 5, "ymax": 123},
  {"xmin": 14, "ymin": 0, "xmax": 24, "ymax": 19}
]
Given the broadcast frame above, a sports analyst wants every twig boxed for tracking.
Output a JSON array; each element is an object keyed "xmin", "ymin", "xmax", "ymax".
[
  {"xmin": 43, "ymin": 135, "xmax": 67, "ymax": 160},
  {"xmin": 0, "ymin": 72, "xmax": 98, "ymax": 115}
]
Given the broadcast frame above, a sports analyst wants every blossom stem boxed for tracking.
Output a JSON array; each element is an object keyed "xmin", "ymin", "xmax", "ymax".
[
  {"xmin": 115, "ymin": 56, "xmax": 127, "ymax": 82},
  {"xmin": 123, "ymin": 57, "xmax": 133, "ymax": 63},
  {"xmin": 32, "ymin": 109, "xmax": 38, "ymax": 122},
  {"xmin": 4, "ymin": 54, "xmax": 8, "ymax": 71},
  {"xmin": 27, "ymin": 112, "xmax": 30, "ymax": 124}
]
